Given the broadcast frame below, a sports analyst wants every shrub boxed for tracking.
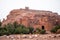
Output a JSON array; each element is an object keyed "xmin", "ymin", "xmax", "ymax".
[
  {"xmin": 50, "ymin": 25, "xmax": 60, "ymax": 33},
  {"xmin": 4, "ymin": 23, "xmax": 15, "ymax": 35},
  {"xmin": 0, "ymin": 27, "xmax": 9, "ymax": 36},
  {"xmin": 50, "ymin": 29, "xmax": 56, "ymax": 33},
  {"xmin": 21, "ymin": 28, "xmax": 29, "ymax": 34},
  {"xmin": 13, "ymin": 21, "xmax": 19, "ymax": 28},
  {"xmin": 50, "ymin": 28, "xmax": 57, "ymax": 33},
  {"xmin": 55, "ymin": 25, "xmax": 60, "ymax": 29},
  {"xmin": 15, "ymin": 27, "xmax": 29, "ymax": 34},
  {"xmin": 14, "ymin": 27, "xmax": 23, "ymax": 34},
  {"xmin": 0, "ymin": 27, "xmax": 3, "ymax": 36},
  {"xmin": 0, "ymin": 21, "xmax": 2, "ymax": 26},
  {"xmin": 27, "ymin": 27, "xmax": 34, "ymax": 34},
  {"xmin": 40, "ymin": 29, "xmax": 46, "ymax": 34},
  {"xmin": 34, "ymin": 28, "xmax": 41, "ymax": 34}
]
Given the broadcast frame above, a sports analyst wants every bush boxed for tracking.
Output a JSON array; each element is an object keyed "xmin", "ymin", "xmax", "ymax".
[
  {"xmin": 14, "ymin": 27, "xmax": 23, "ymax": 34},
  {"xmin": 0, "ymin": 27, "xmax": 4, "ymax": 36},
  {"xmin": 51, "ymin": 27, "xmax": 57, "ymax": 33},
  {"xmin": 0, "ymin": 27, "xmax": 9, "ymax": 36},
  {"xmin": 27, "ymin": 27, "xmax": 34, "ymax": 34},
  {"xmin": 55, "ymin": 25, "xmax": 60, "ymax": 29},
  {"xmin": 4, "ymin": 23, "xmax": 15, "ymax": 35},
  {"xmin": 34, "ymin": 28, "xmax": 41, "ymax": 34},
  {"xmin": 50, "ymin": 28, "xmax": 57, "ymax": 33},
  {"xmin": 50, "ymin": 25, "xmax": 60, "ymax": 33},
  {"xmin": 40, "ymin": 29, "xmax": 46, "ymax": 34},
  {"xmin": 21, "ymin": 28, "xmax": 29, "ymax": 34},
  {"xmin": 14, "ymin": 26, "xmax": 29, "ymax": 34},
  {"xmin": 0, "ymin": 21, "xmax": 2, "ymax": 26},
  {"xmin": 13, "ymin": 21, "xmax": 19, "ymax": 28}
]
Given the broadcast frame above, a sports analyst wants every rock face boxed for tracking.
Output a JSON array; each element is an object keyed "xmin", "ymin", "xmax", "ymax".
[{"xmin": 2, "ymin": 7, "xmax": 60, "ymax": 31}]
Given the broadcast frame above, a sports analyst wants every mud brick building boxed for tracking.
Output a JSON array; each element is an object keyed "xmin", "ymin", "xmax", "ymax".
[{"xmin": 2, "ymin": 7, "xmax": 60, "ymax": 31}]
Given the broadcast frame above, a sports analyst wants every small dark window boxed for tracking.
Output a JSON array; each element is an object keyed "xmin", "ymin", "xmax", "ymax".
[{"xmin": 42, "ymin": 26, "xmax": 44, "ymax": 29}]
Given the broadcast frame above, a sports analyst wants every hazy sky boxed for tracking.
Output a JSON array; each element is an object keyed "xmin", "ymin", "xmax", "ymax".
[{"xmin": 0, "ymin": 0, "xmax": 60, "ymax": 21}]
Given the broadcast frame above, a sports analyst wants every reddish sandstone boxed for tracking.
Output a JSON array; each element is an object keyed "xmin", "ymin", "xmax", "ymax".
[{"xmin": 2, "ymin": 7, "xmax": 60, "ymax": 31}]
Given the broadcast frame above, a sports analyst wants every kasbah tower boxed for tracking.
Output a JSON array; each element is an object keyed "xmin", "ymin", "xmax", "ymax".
[{"xmin": 2, "ymin": 7, "xmax": 60, "ymax": 31}]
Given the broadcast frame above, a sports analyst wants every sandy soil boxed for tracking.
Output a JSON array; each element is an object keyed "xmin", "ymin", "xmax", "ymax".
[{"xmin": 0, "ymin": 34, "xmax": 60, "ymax": 40}]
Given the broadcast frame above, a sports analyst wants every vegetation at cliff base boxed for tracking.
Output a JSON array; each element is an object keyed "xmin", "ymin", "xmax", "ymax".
[
  {"xmin": 50, "ymin": 25, "xmax": 60, "ymax": 33},
  {"xmin": 0, "ymin": 21, "xmax": 60, "ymax": 36},
  {"xmin": 0, "ymin": 21, "xmax": 47, "ymax": 36}
]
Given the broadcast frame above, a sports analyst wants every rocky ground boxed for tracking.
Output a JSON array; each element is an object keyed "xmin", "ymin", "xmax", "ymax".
[{"xmin": 0, "ymin": 34, "xmax": 60, "ymax": 40}]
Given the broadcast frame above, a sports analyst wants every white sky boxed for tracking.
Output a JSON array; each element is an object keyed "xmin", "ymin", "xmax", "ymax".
[{"xmin": 0, "ymin": 0, "xmax": 60, "ymax": 21}]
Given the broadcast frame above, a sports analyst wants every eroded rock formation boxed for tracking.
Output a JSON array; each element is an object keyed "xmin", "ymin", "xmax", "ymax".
[{"xmin": 2, "ymin": 7, "xmax": 60, "ymax": 31}]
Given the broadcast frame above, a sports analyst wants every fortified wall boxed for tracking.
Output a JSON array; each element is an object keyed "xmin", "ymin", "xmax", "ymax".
[{"xmin": 2, "ymin": 7, "xmax": 60, "ymax": 31}]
